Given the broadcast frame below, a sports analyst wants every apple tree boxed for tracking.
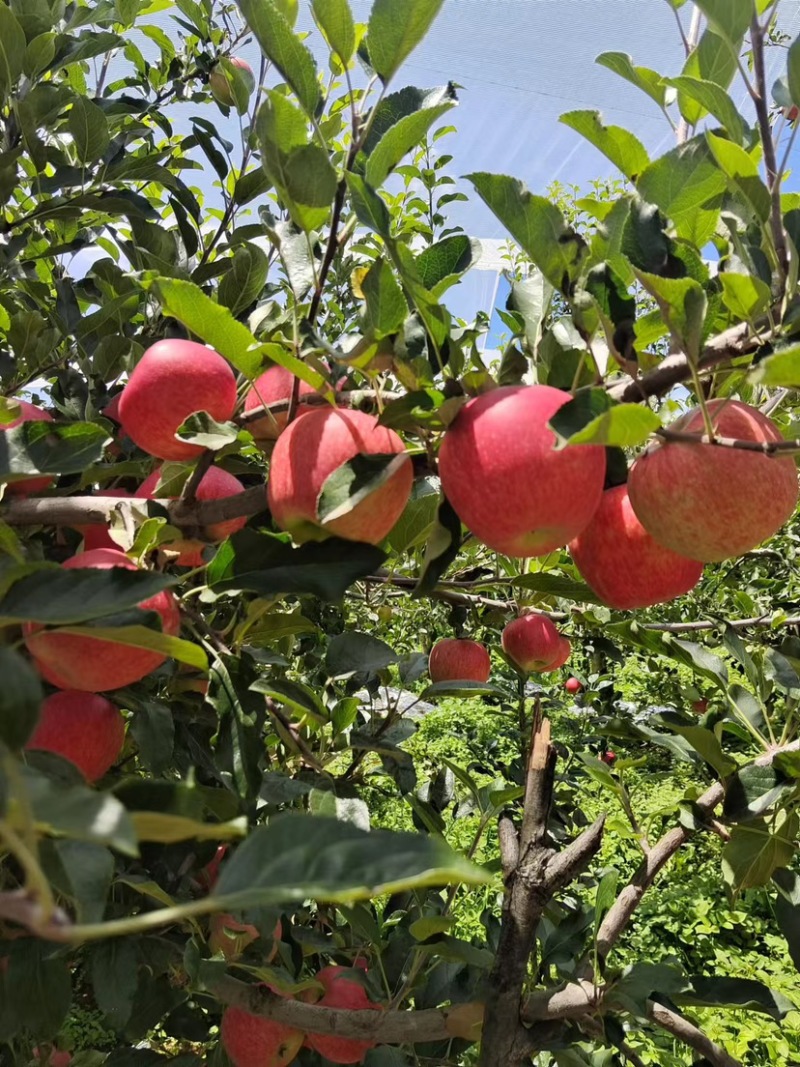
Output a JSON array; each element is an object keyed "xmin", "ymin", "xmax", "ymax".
[{"xmin": 1, "ymin": 1, "xmax": 800, "ymax": 1066}]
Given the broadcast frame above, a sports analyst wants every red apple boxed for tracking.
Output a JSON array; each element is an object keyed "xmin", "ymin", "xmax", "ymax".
[
  {"xmin": 2, "ymin": 399, "xmax": 54, "ymax": 496},
  {"xmin": 267, "ymin": 408, "xmax": 413, "ymax": 545},
  {"xmin": 784, "ymin": 105, "xmax": 799, "ymax": 123},
  {"xmin": 691, "ymin": 699, "xmax": 708, "ymax": 714},
  {"xmin": 25, "ymin": 690, "xmax": 125, "ymax": 782},
  {"xmin": 501, "ymin": 614, "xmax": 571, "ymax": 673},
  {"xmin": 569, "ymin": 483, "xmax": 704, "ymax": 610},
  {"xmin": 628, "ymin": 400, "xmax": 798, "ymax": 562},
  {"xmin": 600, "ymin": 750, "xmax": 617, "ymax": 765},
  {"xmin": 565, "ymin": 677, "xmax": 583, "ymax": 695},
  {"xmin": 136, "ymin": 465, "xmax": 247, "ymax": 566},
  {"xmin": 221, "ymin": 989, "xmax": 303, "ymax": 1067},
  {"xmin": 438, "ymin": 385, "xmax": 606, "ymax": 556},
  {"xmin": 198, "ymin": 844, "xmax": 229, "ymax": 891},
  {"xmin": 244, "ymin": 366, "xmax": 324, "ymax": 443},
  {"xmin": 209, "ymin": 57, "xmax": 255, "ymax": 108},
  {"xmin": 429, "ymin": 638, "xmax": 491, "ymax": 683},
  {"xmin": 118, "ymin": 339, "xmax": 238, "ymax": 462},
  {"xmin": 23, "ymin": 548, "xmax": 181, "ymax": 691},
  {"xmin": 305, "ymin": 966, "xmax": 382, "ymax": 1064}
]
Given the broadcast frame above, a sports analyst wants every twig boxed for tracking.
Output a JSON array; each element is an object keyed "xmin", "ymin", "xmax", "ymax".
[
  {"xmin": 647, "ymin": 1002, "xmax": 742, "ymax": 1067},
  {"xmin": 181, "ymin": 450, "xmax": 216, "ymax": 505}
]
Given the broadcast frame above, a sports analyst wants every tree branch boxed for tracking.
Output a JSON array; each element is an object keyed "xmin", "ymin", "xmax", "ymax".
[{"xmin": 647, "ymin": 1002, "xmax": 743, "ymax": 1067}]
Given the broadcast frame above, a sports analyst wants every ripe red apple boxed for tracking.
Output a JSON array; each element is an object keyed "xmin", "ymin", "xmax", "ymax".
[
  {"xmin": 569, "ymin": 484, "xmax": 704, "ymax": 610},
  {"xmin": 305, "ymin": 966, "xmax": 382, "ymax": 1064},
  {"xmin": 25, "ymin": 690, "xmax": 125, "ymax": 782},
  {"xmin": 691, "ymin": 699, "xmax": 708, "ymax": 715},
  {"xmin": 208, "ymin": 914, "xmax": 281, "ymax": 962},
  {"xmin": 2, "ymin": 399, "xmax": 54, "ymax": 496},
  {"xmin": 628, "ymin": 400, "xmax": 798, "ymax": 562},
  {"xmin": 77, "ymin": 488, "xmax": 134, "ymax": 552},
  {"xmin": 198, "ymin": 844, "xmax": 228, "ymax": 891},
  {"xmin": 784, "ymin": 104, "xmax": 799, "ymax": 123},
  {"xmin": 136, "ymin": 465, "xmax": 247, "ymax": 566},
  {"xmin": 267, "ymin": 408, "xmax": 413, "ymax": 545},
  {"xmin": 429, "ymin": 638, "xmax": 491, "ymax": 683},
  {"xmin": 221, "ymin": 991, "xmax": 303, "ymax": 1067},
  {"xmin": 600, "ymin": 750, "xmax": 617, "ymax": 765},
  {"xmin": 565, "ymin": 677, "xmax": 582, "ymax": 695},
  {"xmin": 23, "ymin": 548, "xmax": 181, "ymax": 691},
  {"xmin": 118, "ymin": 339, "xmax": 238, "ymax": 462},
  {"xmin": 209, "ymin": 57, "xmax": 255, "ymax": 108},
  {"xmin": 501, "ymin": 615, "xmax": 571, "ymax": 674},
  {"xmin": 438, "ymin": 385, "xmax": 606, "ymax": 556},
  {"xmin": 244, "ymin": 367, "xmax": 324, "ymax": 443}
]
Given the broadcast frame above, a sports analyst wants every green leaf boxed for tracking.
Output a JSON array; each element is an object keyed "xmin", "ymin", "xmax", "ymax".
[
  {"xmin": 636, "ymin": 135, "xmax": 727, "ymax": 246},
  {"xmin": 722, "ymin": 814, "xmax": 797, "ymax": 891},
  {"xmin": 789, "ymin": 33, "xmax": 800, "ymax": 109},
  {"xmin": 129, "ymin": 702, "xmax": 174, "ymax": 776},
  {"xmin": 51, "ymin": 840, "xmax": 113, "ymax": 924},
  {"xmin": 24, "ymin": 31, "xmax": 56, "ymax": 78},
  {"xmin": 2, "ymin": 942, "xmax": 71, "ymax": 1039},
  {"xmin": 361, "ymin": 258, "xmax": 407, "ymax": 338},
  {"xmin": 325, "ymin": 631, "xmax": 398, "ymax": 677},
  {"xmin": 608, "ymin": 623, "xmax": 728, "ymax": 688},
  {"xmin": 507, "ymin": 271, "xmax": 553, "ymax": 350},
  {"xmin": 654, "ymin": 712, "xmax": 737, "ymax": 777},
  {"xmin": 208, "ymin": 530, "xmax": 387, "ymax": 600},
  {"xmin": 386, "ymin": 476, "xmax": 440, "ymax": 553},
  {"xmin": 633, "ymin": 270, "xmax": 707, "ymax": 362},
  {"xmin": 23, "ymin": 766, "xmax": 138, "ymax": 855},
  {"xmin": 365, "ymin": 87, "xmax": 457, "ymax": 187},
  {"xmin": 665, "ymin": 75, "xmax": 745, "ymax": 144},
  {"xmin": 681, "ymin": 975, "xmax": 795, "ymax": 1020},
  {"xmin": 91, "ymin": 941, "xmax": 139, "ymax": 1030},
  {"xmin": 130, "ymin": 812, "xmax": 246, "ymax": 844},
  {"xmin": 317, "ymin": 452, "xmax": 410, "ymax": 525},
  {"xmin": 0, "ymin": 567, "xmax": 174, "ymax": 625},
  {"xmin": 311, "ymin": 0, "xmax": 356, "ymax": 63},
  {"xmin": 466, "ymin": 172, "xmax": 586, "ymax": 292},
  {"xmin": 693, "ymin": 0, "xmax": 754, "ymax": 48},
  {"xmin": 234, "ymin": 0, "xmax": 320, "ymax": 116},
  {"xmin": 176, "ymin": 412, "xmax": 241, "ymax": 450},
  {"xmin": 720, "ymin": 272, "xmax": 771, "ymax": 322},
  {"xmin": 56, "ymin": 625, "xmax": 207, "ymax": 671},
  {"xmin": 560, "ymin": 111, "xmax": 649, "ymax": 181},
  {"xmin": 723, "ymin": 763, "xmax": 795, "ymax": 821},
  {"xmin": 218, "ymin": 244, "xmax": 270, "ymax": 317},
  {"xmin": 67, "ymin": 97, "xmax": 109, "ymax": 164},
  {"xmin": 367, "ymin": 0, "xmax": 445, "ymax": 83},
  {"xmin": 0, "ymin": 420, "xmax": 109, "ymax": 478},
  {"xmin": 413, "ymin": 495, "xmax": 461, "ymax": 597},
  {"xmin": 153, "ymin": 277, "xmax": 324, "ymax": 389},
  {"xmin": 214, "ymin": 813, "xmax": 488, "ymax": 906},
  {"xmin": 0, "ymin": 647, "xmax": 43, "ymax": 750},
  {"xmin": 345, "ymin": 172, "xmax": 392, "ymax": 237},
  {"xmin": 415, "ymin": 234, "xmax": 478, "ymax": 295},
  {"xmin": 280, "ymin": 143, "xmax": 338, "ymax": 232},
  {"xmin": 749, "ymin": 343, "xmax": 800, "ymax": 386},
  {"xmin": 511, "ymin": 572, "xmax": 605, "ymax": 605},
  {"xmin": 706, "ymin": 130, "xmax": 771, "ymax": 222},
  {"xmin": 552, "ymin": 397, "xmax": 661, "ymax": 450},
  {"xmin": 251, "ymin": 676, "xmax": 328, "ymax": 722},
  {"xmin": 595, "ymin": 52, "xmax": 665, "ymax": 107},
  {"xmin": 774, "ymin": 870, "xmax": 800, "ymax": 970},
  {"xmin": 420, "ymin": 680, "xmax": 505, "ymax": 700},
  {"xmin": 0, "ymin": 5, "xmax": 26, "ymax": 95}
]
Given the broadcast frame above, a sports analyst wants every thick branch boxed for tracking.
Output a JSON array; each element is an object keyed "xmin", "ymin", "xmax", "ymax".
[
  {"xmin": 657, "ymin": 426, "xmax": 800, "ymax": 456},
  {"xmin": 648, "ymin": 1002, "xmax": 742, "ymax": 1067}
]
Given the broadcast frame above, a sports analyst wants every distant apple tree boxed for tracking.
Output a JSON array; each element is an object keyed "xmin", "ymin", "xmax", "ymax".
[{"xmin": 2, "ymin": 1, "xmax": 800, "ymax": 1067}]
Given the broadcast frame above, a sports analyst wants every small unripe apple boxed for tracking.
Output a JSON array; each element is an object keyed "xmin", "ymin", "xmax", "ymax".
[
  {"xmin": 628, "ymin": 400, "xmax": 798, "ymax": 562},
  {"xmin": 565, "ymin": 677, "xmax": 582, "ymax": 695},
  {"xmin": 305, "ymin": 966, "xmax": 382, "ymax": 1064},
  {"xmin": 209, "ymin": 57, "xmax": 255, "ymax": 108},
  {"xmin": 569, "ymin": 484, "xmax": 703, "ymax": 609},
  {"xmin": 2, "ymin": 399, "xmax": 54, "ymax": 496},
  {"xmin": 118, "ymin": 339, "xmax": 238, "ymax": 462},
  {"xmin": 221, "ymin": 989, "xmax": 303, "ymax": 1067},
  {"xmin": 136, "ymin": 465, "xmax": 247, "ymax": 566},
  {"xmin": 429, "ymin": 638, "xmax": 491, "ymax": 683},
  {"xmin": 600, "ymin": 750, "xmax": 617, "ymax": 765},
  {"xmin": 501, "ymin": 614, "xmax": 571, "ymax": 674},
  {"xmin": 376, "ymin": 605, "xmax": 393, "ymax": 623},
  {"xmin": 438, "ymin": 385, "xmax": 606, "ymax": 556},
  {"xmin": 267, "ymin": 408, "xmax": 413, "ymax": 545},
  {"xmin": 23, "ymin": 548, "xmax": 181, "ymax": 691},
  {"xmin": 26, "ymin": 691, "xmax": 125, "ymax": 782},
  {"xmin": 244, "ymin": 366, "xmax": 324, "ymax": 443}
]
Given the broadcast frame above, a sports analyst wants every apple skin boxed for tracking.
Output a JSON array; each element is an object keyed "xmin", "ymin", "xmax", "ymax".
[
  {"xmin": 785, "ymin": 105, "xmax": 800, "ymax": 123},
  {"xmin": 2, "ymin": 399, "xmax": 54, "ymax": 496},
  {"xmin": 438, "ymin": 385, "xmax": 606, "ymax": 556},
  {"xmin": 209, "ymin": 914, "xmax": 281, "ymax": 961},
  {"xmin": 305, "ymin": 966, "xmax": 382, "ymax": 1064},
  {"xmin": 267, "ymin": 408, "xmax": 413, "ymax": 545},
  {"xmin": 565, "ymin": 677, "xmax": 582, "ymax": 695},
  {"xmin": 429, "ymin": 638, "xmax": 491, "ymax": 683},
  {"xmin": 118, "ymin": 339, "xmax": 238, "ymax": 462},
  {"xmin": 244, "ymin": 367, "xmax": 323, "ymax": 443},
  {"xmin": 691, "ymin": 699, "xmax": 708, "ymax": 715},
  {"xmin": 209, "ymin": 57, "xmax": 255, "ymax": 108},
  {"xmin": 628, "ymin": 400, "xmax": 799, "ymax": 562},
  {"xmin": 600, "ymin": 750, "xmax": 617, "ymax": 765},
  {"xmin": 501, "ymin": 614, "xmax": 571, "ymax": 674},
  {"xmin": 25, "ymin": 690, "xmax": 125, "ymax": 782},
  {"xmin": 221, "ymin": 990, "xmax": 303, "ymax": 1067},
  {"xmin": 569, "ymin": 484, "xmax": 704, "ymax": 610},
  {"xmin": 23, "ymin": 548, "xmax": 181, "ymax": 692},
  {"xmin": 136, "ymin": 465, "xmax": 247, "ymax": 566}
]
